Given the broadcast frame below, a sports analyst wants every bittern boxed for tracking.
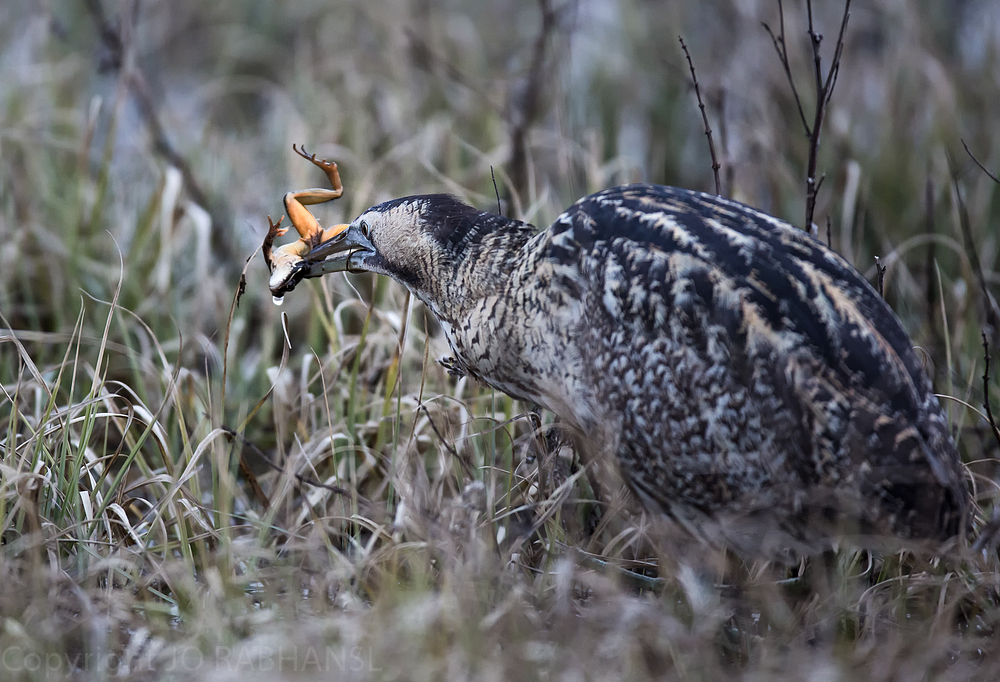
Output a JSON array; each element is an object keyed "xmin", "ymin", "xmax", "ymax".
[{"xmin": 264, "ymin": 148, "xmax": 968, "ymax": 555}]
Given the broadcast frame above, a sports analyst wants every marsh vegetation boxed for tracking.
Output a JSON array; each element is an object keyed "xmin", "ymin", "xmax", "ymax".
[{"xmin": 2, "ymin": 0, "xmax": 1000, "ymax": 679}]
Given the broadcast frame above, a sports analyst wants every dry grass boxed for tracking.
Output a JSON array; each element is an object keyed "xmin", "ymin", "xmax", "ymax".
[{"xmin": 2, "ymin": 0, "xmax": 1000, "ymax": 679}]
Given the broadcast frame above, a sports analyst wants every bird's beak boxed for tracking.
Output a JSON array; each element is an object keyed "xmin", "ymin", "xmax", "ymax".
[
  {"xmin": 301, "ymin": 223, "xmax": 376, "ymax": 277},
  {"xmin": 268, "ymin": 223, "xmax": 374, "ymax": 300}
]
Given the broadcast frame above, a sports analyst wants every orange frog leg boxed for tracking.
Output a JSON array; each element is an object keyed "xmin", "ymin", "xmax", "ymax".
[
  {"xmin": 264, "ymin": 144, "xmax": 349, "ymax": 277},
  {"xmin": 281, "ymin": 144, "xmax": 348, "ymax": 251}
]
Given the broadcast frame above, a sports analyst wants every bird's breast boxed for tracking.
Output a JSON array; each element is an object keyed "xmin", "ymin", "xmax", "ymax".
[{"xmin": 444, "ymin": 268, "xmax": 600, "ymax": 433}]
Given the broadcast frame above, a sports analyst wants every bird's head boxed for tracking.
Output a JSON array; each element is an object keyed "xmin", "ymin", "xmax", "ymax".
[{"xmin": 292, "ymin": 194, "xmax": 535, "ymax": 320}]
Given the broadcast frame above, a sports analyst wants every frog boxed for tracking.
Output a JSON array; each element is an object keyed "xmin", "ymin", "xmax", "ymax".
[{"xmin": 262, "ymin": 144, "xmax": 350, "ymax": 304}]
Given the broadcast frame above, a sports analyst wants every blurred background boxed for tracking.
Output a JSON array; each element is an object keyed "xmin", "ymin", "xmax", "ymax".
[
  {"xmin": 2, "ymin": 0, "xmax": 1000, "ymax": 678},
  {"xmin": 4, "ymin": 0, "xmax": 998, "ymax": 435},
  {"xmin": 3, "ymin": 0, "xmax": 997, "ymax": 334}
]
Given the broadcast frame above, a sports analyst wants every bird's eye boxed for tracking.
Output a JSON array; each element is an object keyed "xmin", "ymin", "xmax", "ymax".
[{"xmin": 359, "ymin": 220, "xmax": 371, "ymax": 238}]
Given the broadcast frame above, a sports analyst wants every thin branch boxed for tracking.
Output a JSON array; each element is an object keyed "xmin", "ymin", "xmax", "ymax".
[
  {"xmin": 405, "ymin": 28, "xmax": 502, "ymax": 111},
  {"xmin": 82, "ymin": 0, "xmax": 123, "ymax": 70},
  {"xmin": 678, "ymin": 35, "xmax": 722, "ymax": 195},
  {"xmin": 491, "ymin": 165, "xmax": 503, "ymax": 216},
  {"xmin": 126, "ymin": 71, "xmax": 213, "ymax": 215},
  {"xmin": 419, "ymin": 404, "xmax": 458, "ymax": 458},
  {"xmin": 963, "ymin": 139, "xmax": 1000, "ymax": 185},
  {"xmin": 764, "ymin": 0, "xmax": 852, "ymax": 231},
  {"xmin": 952, "ymin": 171, "xmax": 1000, "ymax": 339},
  {"xmin": 807, "ymin": 1, "xmax": 824, "ymax": 103},
  {"xmin": 981, "ymin": 332, "xmax": 1000, "ymax": 455},
  {"xmin": 762, "ymin": 0, "xmax": 811, "ymax": 135},
  {"xmin": 822, "ymin": 2, "xmax": 852, "ymax": 105},
  {"xmin": 803, "ymin": 0, "xmax": 852, "ymax": 231},
  {"xmin": 874, "ymin": 255, "xmax": 886, "ymax": 298}
]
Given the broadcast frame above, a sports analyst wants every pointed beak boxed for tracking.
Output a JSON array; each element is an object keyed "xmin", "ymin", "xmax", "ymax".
[
  {"xmin": 302, "ymin": 223, "xmax": 376, "ymax": 277},
  {"xmin": 268, "ymin": 223, "xmax": 375, "ymax": 299}
]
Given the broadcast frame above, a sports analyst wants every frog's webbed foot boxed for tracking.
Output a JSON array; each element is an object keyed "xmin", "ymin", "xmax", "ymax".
[
  {"xmin": 292, "ymin": 144, "xmax": 342, "ymax": 193},
  {"xmin": 262, "ymin": 215, "xmax": 286, "ymax": 274}
]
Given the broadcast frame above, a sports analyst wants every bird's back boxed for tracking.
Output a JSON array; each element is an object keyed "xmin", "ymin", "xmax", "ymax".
[{"xmin": 527, "ymin": 184, "xmax": 966, "ymax": 549}]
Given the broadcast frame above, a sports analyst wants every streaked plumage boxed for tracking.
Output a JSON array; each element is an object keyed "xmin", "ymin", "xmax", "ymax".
[{"xmin": 273, "ymin": 182, "xmax": 969, "ymax": 554}]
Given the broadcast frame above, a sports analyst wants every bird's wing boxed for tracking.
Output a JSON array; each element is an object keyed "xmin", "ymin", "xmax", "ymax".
[{"xmin": 545, "ymin": 184, "xmax": 965, "ymax": 534}]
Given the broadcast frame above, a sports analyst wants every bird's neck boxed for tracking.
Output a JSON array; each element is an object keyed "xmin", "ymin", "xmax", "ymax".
[
  {"xmin": 431, "ymin": 220, "xmax": 538, "ymax": 323},
  {"xmin": 431, "ymin": 224, "xmax": 598, "ymax": 427}
]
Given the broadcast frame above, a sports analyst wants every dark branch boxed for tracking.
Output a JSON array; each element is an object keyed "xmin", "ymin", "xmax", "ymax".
[
  {"xmin": 405, "ymin": 29, "xmax": 498, "ymax": 108},
  {"xmin": 764, "ymin": 0, "xmax": 852, "ymax": 231},
  {"xmin": 82, "ymin": 0, "xmax": 123, "ymax": 70},
  {"xmin": 678, "ymin": 35, "xmax": 722, "ymax": 196},
  {"xmin": 762, "ymin": 0, "xmax": 810, "ymax": 135},
  {"xmin": 953, "ymin": 172, "xmax": 1000, "ymax": 341},
  {"xmin": 491, "ymin": 165, "xmax": 503, "ymax": 216},
  {"xmin": 981, "ymin": 332, "xmax": 1000, "ymax": 456},
  {"xmin": 803, "ymin": 0, "xmax": 852, "ymax": 232},
  {"xmin": 874, "ymin": 255, "xmax": 887, "ymax": 298},
  {"xmin": 822, "ymin": 1, "xmax": 852, "ymax": 105},
  {"xmin": 963, "ymin": 139, "xmax": 1000, "ymax": 185}
]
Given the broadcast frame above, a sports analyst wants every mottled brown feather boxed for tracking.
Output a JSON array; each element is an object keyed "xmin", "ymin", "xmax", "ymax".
[{"xmin": 343, "ymin": 184, "xmax": 969, "ymax": 554}]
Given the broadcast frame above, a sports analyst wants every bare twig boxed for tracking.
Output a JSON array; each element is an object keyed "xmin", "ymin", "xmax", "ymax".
[
  {"xmin": 962, "ymin": 139, "xmax": 1000, "ymax": 185},
  {"xmin": 803, "ymin": 0, "xmax": 851, "ymax": 231},
  {"xmin": 952, "ymin": 171, "xmax": 1000, "ymax": 340},
  {"xmin": 981, "ymin": 332, "xmax": 1000, "ymax": 455},
  {"xmin": 763, "ymin": 0, "xmax": 852, "ymax": 230},
  {"xmin": 491, "ymin": 165, "xmax": 503, "ymax": 216},
  {"xmin": 762, "ymin": 1, "xmax": 810, "ymax": 134},
  {"xmin": 678, "ymin": 36, "xmax": 722, "ymax": 195},
  {"xmin": 874, "ymin": 255, "xmax": 886, "ymax": 298},
  {"xmin": 127, "ymin": 72, "xmax": 214, "ymax": 214},
  {"xmin": 419, "ymin": 404, "xmax": 458, "ymax": 458}
]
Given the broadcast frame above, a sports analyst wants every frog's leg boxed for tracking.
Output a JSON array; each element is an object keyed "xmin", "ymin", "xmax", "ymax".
[
  {"xmin": 282, "ymin": 144, "xmax": 346, "ymax": 248},
  {"xmin": 264, "ymin": 145, "xmax": 349, "ymax": 290}
]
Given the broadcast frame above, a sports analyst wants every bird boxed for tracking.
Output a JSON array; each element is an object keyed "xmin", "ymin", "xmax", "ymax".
[{"xmin": 266, "ymin": 159, "xmax": 969, "ymax": 555}]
